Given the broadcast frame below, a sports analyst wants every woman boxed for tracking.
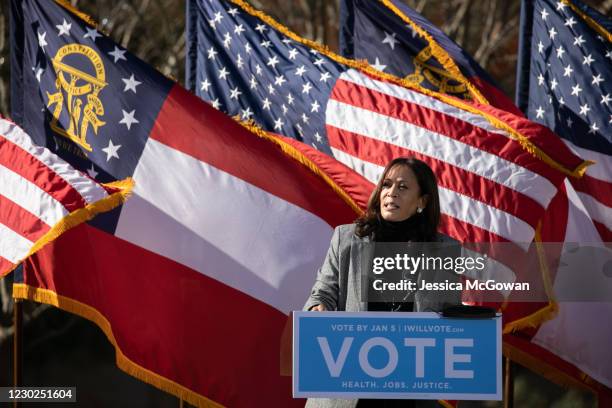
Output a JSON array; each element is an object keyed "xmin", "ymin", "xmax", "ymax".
[
  {"xmin": 304, "ymin": 157, "xmax": 461, "ymax": 408},
  {"xmin": 305, "ymin": 156, "xmax": 460, "ymax": 313}
]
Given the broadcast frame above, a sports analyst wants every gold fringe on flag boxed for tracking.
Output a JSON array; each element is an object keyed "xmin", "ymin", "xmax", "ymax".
[
  {"xmin": 562, "ymin": 0, "xmax": 611, "ymax": 42},
  {"xmin": 238, "ymin": 120, "xmax": 364, "ymax": 215},
  {"xmin": 445, "ymin": 99, "xmax": 593, "ymax": 179},
  {"xmin": 1, "ymin": 178, "xmax": 134, "ymax": 278},
  {"xmin": 54, "ymin": 0, "xmax": 98, "ymax": 28},
  {"xmin": 227, "ymin": 0, "xmax": 591, "ymax": 178},
  {"xmin": 25, "ymin": 178, "xmax": 134, "ymax": 258},
  {"xmin": 502, "ymin": 302, "xmax": 559, "ymax": 334},
  {"xmin": 502, "ymin": 224, "xmax": 559, "ymax": 334},
  {"xmin": 379, "ymin": 0, "xmax": 489, "ymax": 105},
  {"xmin": 12, "ymin": 284, "xmax": 224, "ymax": 408},
  {"xmin": 438, "ymin": 399, "xmax": 457, "ymax": 408}
]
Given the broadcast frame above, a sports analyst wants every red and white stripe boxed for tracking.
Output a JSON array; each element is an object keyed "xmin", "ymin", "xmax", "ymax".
[
  {"xmin": 563, "ymin": 140, "xmax": 612, "ymax": 241},
  {"xmin": 0, "ymin": 118, "xmax": 110, "ymax": 274},
  {"xmin": 516, "ymin": 142, "xmax": 612, "ymax": 391},
  {"xmin": 23, "ymin": 86, "xmax": 359, "ymax": 407},
  {"xmin": 115, "ymin": 137, "xmax": 336, "ymax": 314},
  {"xmin": 112, "ymin": 87, "xmax": 358, "ymax": 314},
  {"xmin": 326, "ymin": 69, "xmax": 578, "ymax": 245},
  {"xmin": 518, "ymin": 179, "xmax": 612, "ymax": 390}
]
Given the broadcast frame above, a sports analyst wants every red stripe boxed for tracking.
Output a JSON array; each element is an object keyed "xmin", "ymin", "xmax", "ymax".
[
  {"xmin": 0, "ymin": 256, "xmax": 15, "ymax": 276},
  {"xmin": 470, "ymin": 77, "xmax": 525, "ymax": 117},
  {"xmin": 439, "ymin": 213, "xmax": 510, "ymax": 244},
  {"xmin": 472, "ymin": 100, "xmax": 585, "ymax": 177},
  {"xmin": 571, "ymin": 175, "xmax": 612, "ymax": 208},
  {"xmin": 594, "ymin": 220, "xmax": 612, "ymax": 242},
  {"xmin": 441, "ymin": 217, "xmax": 550, "ymax": 306},
  {"xmin": 102, "ymin": 184, "xmax": 120, "ymax": 195},
  {"xmin": 0, "ymin": 194, "xmax": 50, "ymax": 242},
  {"xmin": 327, "ymin": 125, "xmax": 544, "ymax": 229},
  {"xmin": 0, "ymin": 137, "xmax": 87, "ymax": 212},
  {"xmin": 539, "ymin": 185, "xmax": 568, "ymax": 245},
  {"xmin": 569, "ymin": 175, "xmax": 611, "ymax": 241},
  {"xmin": 269, "ymin": 133, "xmax": 372, "ymax": 211},
  {"xmin": 331, "ymin": 78, "xmax": 577, "ymax": 185},
  {"xmin": 150, "ymin": 85, "xmax": 357, "ymax": 227},
  {"xmin": 439, "ymin": 215, "xmax": 539, "ymax": 311},
  {"xmin": 23, "ymin": 224, "xmax": 302, "ymax": 408}
]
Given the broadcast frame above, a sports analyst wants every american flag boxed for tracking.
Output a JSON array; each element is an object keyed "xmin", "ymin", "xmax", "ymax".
[
  {"xmin": 186, "ymin": 0, "xmax": 586, "ymax": 245},
  {"xmin": 0, "ymin": 117, "xmax": 129, "ymax": 275},
  {"xmin": 516, "ymin": 0, "xmax": 611, "ymax": 240},
  {"xmin": 186, "ymin": 0, "xmax": 343, "ymax": 154}
]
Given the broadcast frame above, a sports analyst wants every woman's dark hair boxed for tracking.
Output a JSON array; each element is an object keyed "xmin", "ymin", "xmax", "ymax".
[{"xmin": 355, "ymin": 157, "xmax": 440, "ymax": 241}]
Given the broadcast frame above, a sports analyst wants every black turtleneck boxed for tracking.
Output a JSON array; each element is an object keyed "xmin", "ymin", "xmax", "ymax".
[
  {"xmin": 374, "ymin": 214, "xmax": 424, "ymax": 243},
  {"xmin": 368, "ymin": 215, "xmax": 423, "ymax": 312}
]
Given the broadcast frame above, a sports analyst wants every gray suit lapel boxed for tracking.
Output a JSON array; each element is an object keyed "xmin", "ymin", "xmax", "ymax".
[{"xmin": 350, "ymin": 233, "xmax": 372, "ymax": 311}]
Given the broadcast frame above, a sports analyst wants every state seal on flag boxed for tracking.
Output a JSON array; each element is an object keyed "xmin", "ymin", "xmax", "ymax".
[
  {"xmin": 46, "ymin": 43, "xmax": 107, "ymax": 152},
  {"xmin": 406, "ymin": 45, "xmax": 471, "ymax": 99}
]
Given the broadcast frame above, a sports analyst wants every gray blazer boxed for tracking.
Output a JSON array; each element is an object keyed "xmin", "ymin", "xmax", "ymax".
[
  {"xmin": 303, "ymin": 224, "xmax": 462, "ymax": 408},
  {"xmin": 304, "ymin": 223, "xmax": 462, "ymax": 313}
]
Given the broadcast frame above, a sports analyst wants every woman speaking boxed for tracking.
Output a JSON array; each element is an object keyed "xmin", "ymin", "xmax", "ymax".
[{"xmin": 304, "ymin": 157, "xmax": 461, "ymax": 408}]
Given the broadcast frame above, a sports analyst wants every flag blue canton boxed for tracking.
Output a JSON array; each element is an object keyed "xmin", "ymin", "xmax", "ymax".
[
  {"xmin": 12, "ymin": 0, "xmax": 173, "ymax": 183},
  {"xmin": 338, "ymin": 0, "xmax": 499, "ymax": 100},
  {"xmin": 341, "ymin": 0, "xmax": 428, "ymax": 74},
  {"xmin": 340, "ymin": 0, "xmax": 458, "ymax": 94},
  {"xmin": 186, "ymin": 0, "xmax": 346, "ymax": 154},
  {"xmin": 519, "ymin": 0, "xmax": 611, "ymax": 155}
]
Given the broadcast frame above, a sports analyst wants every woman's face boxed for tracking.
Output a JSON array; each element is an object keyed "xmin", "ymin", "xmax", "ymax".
[{"xmin": 379, "ymin": 165, "xmax": 427, "ymax": 222}]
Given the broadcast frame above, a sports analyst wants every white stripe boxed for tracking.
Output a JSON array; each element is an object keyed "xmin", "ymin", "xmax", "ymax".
[
  {"xmin": 330, "ymin": 146, "xmax": 383, "ymax": 184},
  {"xmin": 533, "ymin": 302, "xmax": 612, "ymax": 389},
  {"xmin": 329, "ymin": 149, "xmax": 534, "ymax": 243},
  {"xmin": 439, "ymin": 187, "xmax": 533, "ymax": 245},
  {"xmin": 563, "ymin": 138, "xmax": 612, "ymax": 183},
  {"xmin": 326, "ymin": 99, "xmax": 557, "ymax": 208},
  {"xmin": 462, "ymin": 249, "xmax": 517, "ymax": 298},
  {"xmin": 332, "ymin": 147, "xmax": 523, "ymax": 292},
  {"xmin": 0, "ymin": 222, "xmax": 33, "ymax": 263},
  {"xmin": 339, "ymin": 69, "xmax": 511, "ymax": 137},
  {"xmin": 564, "ymin": 180, "xmax": 606, "ymax": 242},
  {"xmin": 0, "ymin": 164, "xmax": 67, "ymax": 226},
  {"xmin": 115, "ymin": 138, "xmax": 333, "ymax": 314},
  {"xmin": 562, "ymin": 139, "xmax": 611, "ymax": 231},
  {"xmin": 532, "ymin": 184, "xmax": 612, "ymax": 388},
  {"xmin": 0, "ymin": 119, "xmax": 108, "ymax": 204},
  {"xmin": 577, "ymin": 192, "xmax": 612, "ymax": 232}
]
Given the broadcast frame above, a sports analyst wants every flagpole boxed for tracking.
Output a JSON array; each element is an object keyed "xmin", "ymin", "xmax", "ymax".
[
  {"xmin": 13, "ymin": 298, "xmax": 23, "ymax": 408},
  {"xmin": 504, "ymin": 356, "xmax": 514, "ymax": 408}
]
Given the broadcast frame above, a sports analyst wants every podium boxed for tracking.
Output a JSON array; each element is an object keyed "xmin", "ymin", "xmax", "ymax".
[{"xmin": 293, "ymin": 311, "xmax": 501, "ymax": 400}]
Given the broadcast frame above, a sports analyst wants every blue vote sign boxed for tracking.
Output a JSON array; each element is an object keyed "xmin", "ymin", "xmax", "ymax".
[{"xmin": 293, "ymin": 311, "xmax": 501, "ymax": 400}]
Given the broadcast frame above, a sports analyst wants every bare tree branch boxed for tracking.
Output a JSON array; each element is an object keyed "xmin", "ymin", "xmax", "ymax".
[{"xmin": 443, "ymin": 0, "xmax": 471, "ymax": 39}]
